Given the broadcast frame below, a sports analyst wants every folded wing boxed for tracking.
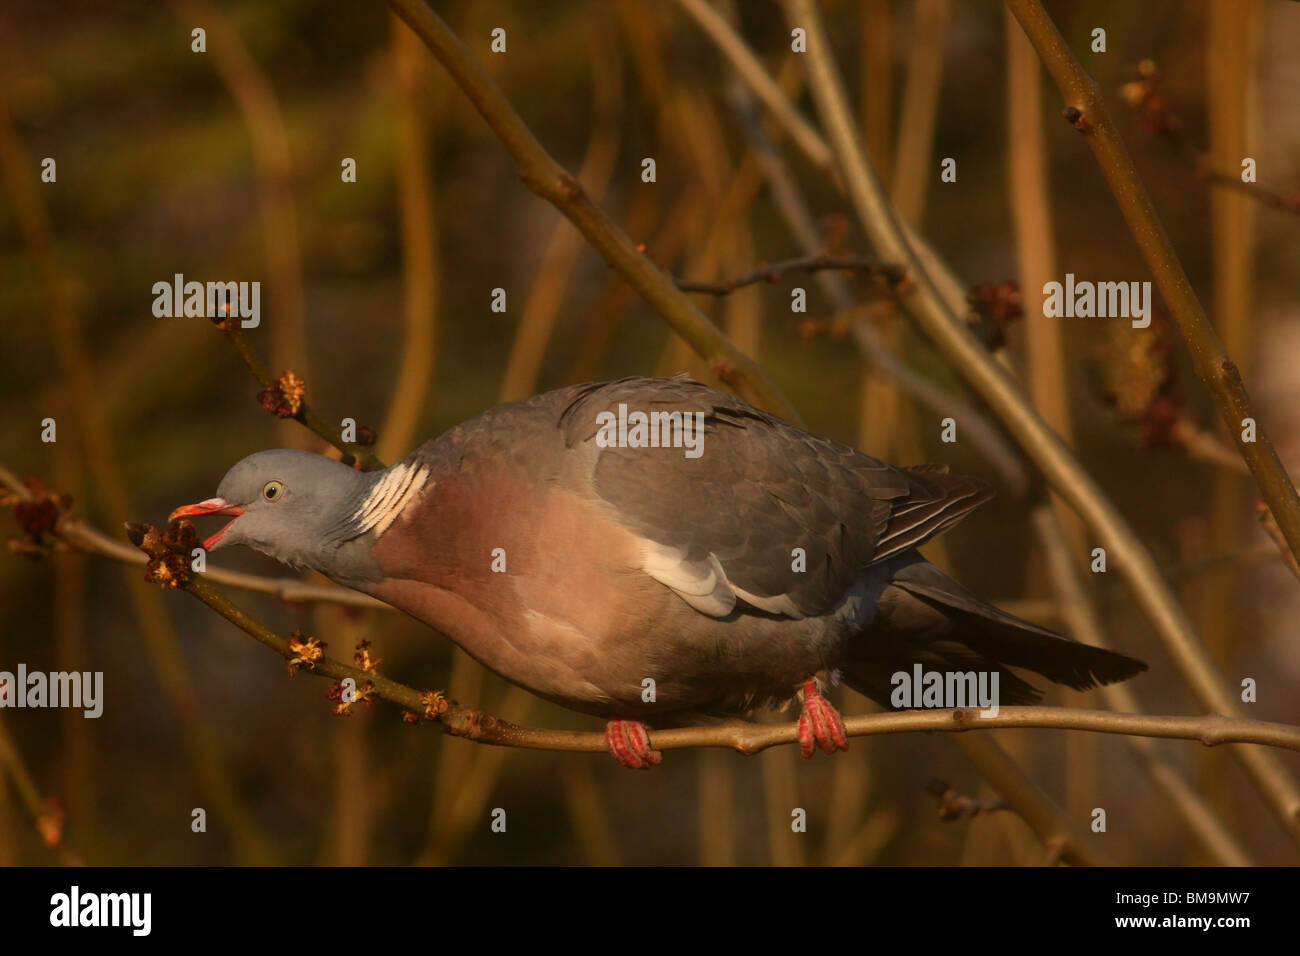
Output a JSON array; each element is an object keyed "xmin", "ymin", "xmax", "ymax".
[{"xmin": 558, "ymin": 377, "xmax": 993, "ymax": 619}]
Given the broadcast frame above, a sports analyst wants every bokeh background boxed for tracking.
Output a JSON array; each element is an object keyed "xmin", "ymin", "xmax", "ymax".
[{"xmin": 1, "ymin": 0, "xmax": 1298, "ymax": 865}]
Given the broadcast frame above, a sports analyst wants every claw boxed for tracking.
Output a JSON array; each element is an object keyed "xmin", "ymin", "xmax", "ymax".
[
  {"xmin": 797, "ymin": 680, "xmax": 849, "ymax": 758},
  {"xmin": 604, "ymin": 719, "xmax": 663, "ymax": 769}
]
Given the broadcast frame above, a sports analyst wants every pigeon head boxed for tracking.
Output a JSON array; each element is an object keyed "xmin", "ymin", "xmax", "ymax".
[{"xmin": 169, "ymin": 449, "xmax": 367, "ymax": 569}]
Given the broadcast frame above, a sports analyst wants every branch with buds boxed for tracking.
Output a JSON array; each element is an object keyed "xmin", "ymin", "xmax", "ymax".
[
  {"xmin": 213, "ymin": 316, "xmax": 386, "ymax": 472},
  {"xmin": 97, "ymin": 518, "xmax": 1300, "ymax": 759},
  {"xmin": 1119, "ymin": 59, "xmax": 1300, "ymax": 219}
]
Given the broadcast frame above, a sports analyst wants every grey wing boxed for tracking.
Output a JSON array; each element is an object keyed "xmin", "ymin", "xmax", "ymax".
[{"xmin": 557, "ymin": 377, "xmax": 992, "ymax": 619}]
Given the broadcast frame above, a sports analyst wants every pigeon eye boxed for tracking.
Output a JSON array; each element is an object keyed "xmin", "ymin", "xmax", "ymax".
[{"xmin": 262, "ymin": 480, "xmax": 284, "ymax": 502}]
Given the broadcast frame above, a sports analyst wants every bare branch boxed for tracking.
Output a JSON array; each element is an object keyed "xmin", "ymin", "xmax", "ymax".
[
  {"xmin": 216, "ymin": 319, "xmax": 387, "ymax": 472},
  {"xmin": 1119, "ymin": 58, "xmax": 1300, "ymax": 220},
  {"xmin": 673, "ymin": 253, "xmax": 903, "ymax": 295}
]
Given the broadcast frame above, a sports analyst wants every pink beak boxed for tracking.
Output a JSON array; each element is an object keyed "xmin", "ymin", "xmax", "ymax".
[{"xmin": 168, "ymin": 497, "xmax": 246, "ymax": 550}]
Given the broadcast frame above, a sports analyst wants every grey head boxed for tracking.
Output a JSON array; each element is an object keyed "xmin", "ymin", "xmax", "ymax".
[{"xmin": 170, "ymin": 449, "xmax": 384, "ymax": 584}]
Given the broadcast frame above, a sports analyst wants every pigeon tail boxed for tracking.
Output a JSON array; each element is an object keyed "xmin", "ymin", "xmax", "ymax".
[{"xmin": 841, "ymin": 556, "xmax": 1147, "ymax": 708}]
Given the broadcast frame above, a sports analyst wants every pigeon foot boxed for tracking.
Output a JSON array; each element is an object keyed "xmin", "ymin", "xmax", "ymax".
[
  {"xmin": 604, "ymin": 719, "xmax": 663, "ymax": 769},
  {"xmin": 797, "ymin": 681, "xmax": 849, "ymax": 758}
]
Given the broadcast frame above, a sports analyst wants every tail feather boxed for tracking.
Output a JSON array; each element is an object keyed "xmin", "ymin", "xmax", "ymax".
[{"xmin": 842, "ymin": 557, "xmax": 1147, "ymax": 707}]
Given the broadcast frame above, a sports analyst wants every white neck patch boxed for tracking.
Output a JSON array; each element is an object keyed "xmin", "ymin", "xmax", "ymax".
[{"xmin": 350, "ymin": 461, "xmax": 430, "ymax": 537}]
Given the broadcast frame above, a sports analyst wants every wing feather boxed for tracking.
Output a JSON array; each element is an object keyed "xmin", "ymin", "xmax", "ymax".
[{"xmin": 558, "ymin": 377, "xmax": 992, "ymax": 619}]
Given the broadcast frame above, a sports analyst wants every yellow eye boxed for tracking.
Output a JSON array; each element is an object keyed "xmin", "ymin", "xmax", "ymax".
[{"xmin": 262, "ymin": 480, "xmax": 284, "ymax": 502}]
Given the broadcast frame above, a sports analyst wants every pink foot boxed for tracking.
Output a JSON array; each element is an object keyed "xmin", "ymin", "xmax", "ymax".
[
  {"xmin": 797, "ymin": 681, "xmax": 849, "ymax": 758},
  {"xmin": 604, "ymin": 719, "xmax": 663, "ymax": 770}
]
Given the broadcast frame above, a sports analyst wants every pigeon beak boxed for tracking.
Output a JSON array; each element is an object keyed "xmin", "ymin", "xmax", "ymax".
[{"xmin": 168, "ymin": 497, "xmax": 246, "ymax": 550}]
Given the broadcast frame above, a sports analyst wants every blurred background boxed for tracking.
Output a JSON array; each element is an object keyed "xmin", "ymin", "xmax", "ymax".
[{"xmin": 1, "ymin": 0, "xmax": 1298, "ymax": 865}]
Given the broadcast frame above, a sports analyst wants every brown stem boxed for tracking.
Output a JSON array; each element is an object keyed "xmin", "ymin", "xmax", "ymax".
[
  {"xmin": 219, "ymin": 321, "xmax": 386, "ymax": 471},
  {"xmin": 673, "ymin": 253, "xmax": 903, "ymax": 295},
  {"xmin": 1198, "ymin": 162, "xmax": 1300, "ymax": 217}
]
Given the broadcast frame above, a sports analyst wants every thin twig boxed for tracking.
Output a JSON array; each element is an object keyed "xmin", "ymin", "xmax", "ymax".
[
  {"xmin": 1120, "ymin": 58, "xmax": 1300, "ymax": 219},
  {"xmin": 948, "ymin": 730, "xmax": 1111, "ymax": 866},
  {"xmin": 1197, "ymin": 165, "xmax": 1300, "ymax": 217},
  {"xmin": 218, "ymin": 320, "xmax": 386, "ymax": 471},
  {"xmin": 1171, "ymin": 418, "xmax": 1251, "ymax": 475},
  {"xmin": 673, "ymin": 253, "xmax": 903, "ymax": 295},
  {"xmin": 171, "ymin": 0, "xmax": 309, "ymax": 414}
]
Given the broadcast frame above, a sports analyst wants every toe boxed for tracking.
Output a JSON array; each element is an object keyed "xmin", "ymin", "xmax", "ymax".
[
  {"xmin": 797, "ymin": 708, "xmax": 815, "ymax": 759},
  {"xmin": 605, "ymin": 721, "xmax": 642, "ymax": 769},
  {"xmin": 604, "ymin": 720, "xmax": 661, "ymax": 769},
  {"xmin": 625, "ymin": 721, "xmax": 662, "ymax": 767},
  {"xmin": 797, "ymin": 683, "xmax": 849, "ymax": 757}
]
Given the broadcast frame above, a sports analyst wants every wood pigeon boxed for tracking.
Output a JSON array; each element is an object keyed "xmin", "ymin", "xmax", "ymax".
[{"xmin": 170, "ymin": 376, "xmax": 1146, "ymax": 768}]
